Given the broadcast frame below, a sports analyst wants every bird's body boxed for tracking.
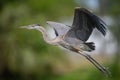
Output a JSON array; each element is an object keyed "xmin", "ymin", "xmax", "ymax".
[{"xmin": 20, "ymin": 7, "xmax": 110, "ymax": 76}]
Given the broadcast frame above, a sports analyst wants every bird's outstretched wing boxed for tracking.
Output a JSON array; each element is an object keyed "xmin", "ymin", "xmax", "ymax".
[
  {"xmin": 65, "ymin": 7, "xmax": 107, "ymax": 42},
  {"xmin": 47, "ymin": 21, "xmax": 70, "ymax": 36}
]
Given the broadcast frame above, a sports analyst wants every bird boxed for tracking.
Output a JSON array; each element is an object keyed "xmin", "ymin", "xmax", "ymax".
[{"xmin": 20, "ymin": 7, "xmax": 110, "ymax": 76}]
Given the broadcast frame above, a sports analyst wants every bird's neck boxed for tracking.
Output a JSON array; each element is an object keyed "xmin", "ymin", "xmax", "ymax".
[{"xmin": 37, "ymin": 27, "xmax": 58, "ymax": 45}]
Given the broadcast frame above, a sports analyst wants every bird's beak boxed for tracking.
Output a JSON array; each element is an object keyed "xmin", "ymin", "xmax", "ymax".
[
  {"xmin": 20, "ymin": 26, "xmax": 34, "ymax": 29},
  {"xmin": 20, "ymin": 24, "xmax": 41, "ymax": 30}
]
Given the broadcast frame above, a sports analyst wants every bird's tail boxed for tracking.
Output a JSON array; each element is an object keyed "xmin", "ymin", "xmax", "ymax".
[
  {"xmin": 81, "ymin": 42, "xmax": 95, "ymax": 52},
  {"xmin": 78, "ymin": 51, "xmax": 111, "ymax": 77}
]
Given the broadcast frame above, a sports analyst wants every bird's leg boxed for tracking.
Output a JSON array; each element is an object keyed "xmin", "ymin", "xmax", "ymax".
[{"xmin": 78, "ymin": 51, "xmax": 111, "ymax": 77}]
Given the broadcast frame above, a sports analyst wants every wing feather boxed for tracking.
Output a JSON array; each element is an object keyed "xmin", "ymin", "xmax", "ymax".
[
  {"xmin": 65, "ymin": 7, "xmax": 107, "ymax": 42},
  {"xmin": 47, "ymin": 21, "xmax": 70, "ymax": 36}
]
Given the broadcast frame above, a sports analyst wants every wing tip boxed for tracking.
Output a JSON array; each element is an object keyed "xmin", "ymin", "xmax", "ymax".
[
  {"xmin": 103, "ymin": 28, "xmax": 107, "ymax": 36},
  {"xmin": 97, "ymin": 19, "xmax": 107, "ymax": 36}
]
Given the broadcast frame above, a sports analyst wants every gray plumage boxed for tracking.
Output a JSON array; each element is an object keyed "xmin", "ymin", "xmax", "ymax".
[
  {"xmin": 20, "ymin": 7, "xmax": 110, "ymax": 76},
  {"xmin": 47, "ymin": 21, "xmax": 70, "ymax": 36},
  {"xmin": 65, "ymin": 8, "xmax": 106, "ymax": 42}
]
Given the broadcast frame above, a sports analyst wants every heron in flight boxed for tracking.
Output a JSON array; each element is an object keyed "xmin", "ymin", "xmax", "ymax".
[{"xmin": 21, "ymin": 7, "xmax": 110, "ymax": 76}]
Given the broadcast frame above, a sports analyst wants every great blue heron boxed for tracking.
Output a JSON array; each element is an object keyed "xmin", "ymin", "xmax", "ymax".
[{"xmin": 21, "ymin": 7, "xmax": 110, "ymax": 76}]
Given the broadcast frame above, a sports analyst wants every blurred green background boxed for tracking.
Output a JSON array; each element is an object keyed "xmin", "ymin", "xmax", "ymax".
[{"xmin": 0, "ymin": 0, "xmax": 120, "ymax": 80}]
